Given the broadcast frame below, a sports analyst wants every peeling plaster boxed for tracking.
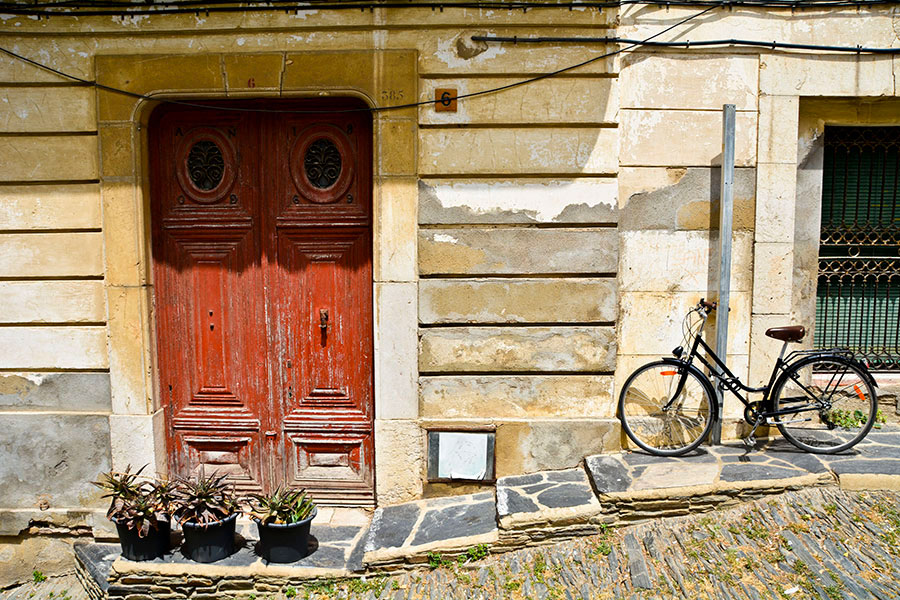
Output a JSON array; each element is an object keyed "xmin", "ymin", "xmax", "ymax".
[
  {"xmin": 433, "ymin": 233, "xmax": 459, "ymax": 244},
  {"xmin": 435, "ymin": 32, "xmax": 505, "ymax": 69},
  {"xmin": 420, "ymin": 180, "xmax": 617, "ymax": 224}
]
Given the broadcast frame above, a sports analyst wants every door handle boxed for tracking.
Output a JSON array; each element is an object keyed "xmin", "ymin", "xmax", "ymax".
[{"xmin": 319, "ymin": 309, "xmax": 329, "ymax": 332}]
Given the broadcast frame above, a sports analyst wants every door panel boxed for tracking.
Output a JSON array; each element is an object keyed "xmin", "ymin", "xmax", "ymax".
[
  {"xmin": 275, "ymin": 227, "xmax": 372, "ymax": 422},
  {"xmin": 151, "ymin": 100, "xmax": 374, "ymax": 504},
  {"xmin": 285, "ymin": 430, "xmax": 374, "ymax": 504}
]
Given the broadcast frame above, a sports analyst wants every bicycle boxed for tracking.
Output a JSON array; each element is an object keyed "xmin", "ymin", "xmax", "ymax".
[{"xmin": 618, "ymin": 299, "xmax": 879, "ymax": 456}]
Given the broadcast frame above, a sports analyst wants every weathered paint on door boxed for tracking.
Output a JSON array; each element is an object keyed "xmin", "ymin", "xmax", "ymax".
[{"xmin": 150, "ymin": 99, "xmax": 374, "ymax": 505}]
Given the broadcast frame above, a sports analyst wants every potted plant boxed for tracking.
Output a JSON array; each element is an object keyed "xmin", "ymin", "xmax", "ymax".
[
  {"xmin": 92, "ymin": 465, "xmax": 172, "ymax": 561},
  {"xmin": 174, "ymin": 472, "xmax": 241, "ymax": 563},
  {"xmin": 248, "ymin": 486, "xmax": 317, "ymax": 563}
]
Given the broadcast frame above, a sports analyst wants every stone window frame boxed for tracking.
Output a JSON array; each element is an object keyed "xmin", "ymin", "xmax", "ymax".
[
  {"xmin": 751, "ymin": 52, "xmax": 900, "ymax": 389},
  {"xmin": 95, "ymin": 51, "xmax": 423, "ymax": 502}
]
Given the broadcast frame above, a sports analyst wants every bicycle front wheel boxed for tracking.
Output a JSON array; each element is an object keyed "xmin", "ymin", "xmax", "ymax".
[
  {"xmin": 618, "ymin": 361, "xmax": 715, "ymax": 456},
  {"xmin": 771, "ymin": 356, "xmax": 877, "ymax": 454}
]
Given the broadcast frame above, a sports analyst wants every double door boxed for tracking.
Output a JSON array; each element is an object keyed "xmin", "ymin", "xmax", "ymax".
[{"xmin": 150, "ymin": 100, "xmax": 374, "ymax": 504}]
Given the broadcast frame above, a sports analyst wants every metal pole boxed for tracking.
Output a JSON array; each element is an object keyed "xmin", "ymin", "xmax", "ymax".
[{"xmin": 711, "ymin": 104, "xmax": 735, "ymax": 445}]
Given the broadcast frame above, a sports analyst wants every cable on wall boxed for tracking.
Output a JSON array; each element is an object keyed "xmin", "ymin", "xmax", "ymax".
[
  {"xmin": 0, "ymin": 4, "xmax": 718, "ymax": 114},
  {"xmin": 0, "ymin": 0, "xmax": 898, "ymax": 16}
]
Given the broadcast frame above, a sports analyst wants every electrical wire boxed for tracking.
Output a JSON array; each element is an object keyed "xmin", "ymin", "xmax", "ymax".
[
  {"xmin": 473, "ymin": 35, "xmax": 900, "ymax": 53},
  {"xmin": 0, "ymin": 0, "xmax": 898, "ymax": 15},
  {"xmin": 0, "ymin": 3, "xmax": 718, "ymax": 114}
]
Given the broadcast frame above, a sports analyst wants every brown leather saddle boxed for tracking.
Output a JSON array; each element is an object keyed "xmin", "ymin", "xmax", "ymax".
[{"xmin": 765, "ymin": 325, "xmax": 806, "ymax": 343}]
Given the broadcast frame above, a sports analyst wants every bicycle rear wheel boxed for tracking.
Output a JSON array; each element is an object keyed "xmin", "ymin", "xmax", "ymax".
[
  {"xmin": 771, "ymin": 356, "xmax": 877, "ymax": 454},
  {"xmin": 618, "ymin": 360, "xmax": 715, "ymax": 456}
]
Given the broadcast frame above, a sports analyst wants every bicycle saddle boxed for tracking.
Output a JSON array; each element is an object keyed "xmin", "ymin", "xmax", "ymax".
[{"xmin": 765, "ymin": 325, "xmax": 806, "ymax": 343}]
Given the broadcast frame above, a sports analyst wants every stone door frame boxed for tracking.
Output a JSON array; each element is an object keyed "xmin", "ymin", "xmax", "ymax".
[{"xmin": 96, "ymin": 51, "xmax": 422, "ymax": 503}]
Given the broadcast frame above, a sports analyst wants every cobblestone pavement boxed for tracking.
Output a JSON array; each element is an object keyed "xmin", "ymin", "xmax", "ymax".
[
  {"xmin": 0, "ymin": 573, "xmax": 88, "ymax": 600},
  {"xmin": 286, "ymin": 487, "xmax": 899, "ymax": 600}
]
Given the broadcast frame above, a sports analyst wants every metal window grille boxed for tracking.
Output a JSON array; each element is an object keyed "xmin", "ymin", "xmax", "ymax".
[{"xmin": 815, "ymin": 126, "xmax": 900, "ymax": 370}]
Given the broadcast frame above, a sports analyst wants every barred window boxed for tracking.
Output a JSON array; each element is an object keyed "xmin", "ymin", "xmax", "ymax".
[{"xmin": 815, "ymin": 126, "xmax": 900, "ymax": 370}]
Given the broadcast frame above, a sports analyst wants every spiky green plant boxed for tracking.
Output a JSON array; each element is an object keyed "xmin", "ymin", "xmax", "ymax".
[
  {"xmin": 247, "ymin": 485, "xmax": 316, "ymax": 525},
  {"xmin": 148, "ymin": 477, "xmax": 180, "ymax": 514},
  {"xmin": 174, "ymin": 472, "xmax": 241, "ymax": 526},
  {"xmin": 91, "ymin": 465, "xmax": 170, "ymax": 536}
]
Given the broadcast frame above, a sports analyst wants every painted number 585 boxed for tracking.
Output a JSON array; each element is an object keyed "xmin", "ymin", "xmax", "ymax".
[{"xmin": 381, "ymin": 90, "xmax": 404, "ymax": 102}]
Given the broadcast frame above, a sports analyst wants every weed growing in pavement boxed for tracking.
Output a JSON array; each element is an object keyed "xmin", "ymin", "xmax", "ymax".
[
  {"xmin": 461, "ymin": 543, "xmax": 490, "ymax": 564},
  {"xmin": 823, "ymin": 503, "xmax": 838, "ymax": 516},
  {"xmin": 283, "ymin": 585, "xmax": 297, "ymax": 598},
  {"xmin": 592, "ymin": 541, "xmax": 612, "ymax": 557},
  {"xmin": 786, "ymin": 521, "xmax": 809, "ymax": 535},
  {"xmin": 531, "ymin": 553, "xmax": 548, "ymax": 583},
  {"xmin": 824, "ymin": 585, "xmax": 843, "ymax": 600},
  {"xmin": 741, "ymin": 514, "xmax": 770, "ymax": 541},
  {"xmin": 32, "ymin": 571, "xmax": 46, "ymax": 584},
  {"xmin": 426, "ymin": 551, "xmax": 453, "ymax": 569}
]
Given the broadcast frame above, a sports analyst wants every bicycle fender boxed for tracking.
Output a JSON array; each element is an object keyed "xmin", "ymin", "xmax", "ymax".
[{"xmin": 849, "ymin": 357, "xmax": 879, "ymax": 389}]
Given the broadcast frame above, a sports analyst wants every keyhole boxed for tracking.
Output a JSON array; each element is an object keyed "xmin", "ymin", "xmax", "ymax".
[{"xmin": 209, "ymin": 310, "xmax": 214, "ymax": 331}]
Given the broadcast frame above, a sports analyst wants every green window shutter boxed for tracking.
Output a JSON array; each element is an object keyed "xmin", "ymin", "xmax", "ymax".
[{"xmin": 816, "ymin": 126, "xmax": 900, "ymax": 370}]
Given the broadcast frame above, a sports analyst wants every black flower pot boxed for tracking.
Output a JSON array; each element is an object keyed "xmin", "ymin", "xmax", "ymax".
[
  {"xmin": 114, "ymin": 517, "xmax": 170, "ymax": 561},
  {"xmin": 254, "ymin": 508, "xmax": 317, "ymax": 563},
  {"xmin": 181, "ymin": 513, "xmax": 238, "ymax": 563}
]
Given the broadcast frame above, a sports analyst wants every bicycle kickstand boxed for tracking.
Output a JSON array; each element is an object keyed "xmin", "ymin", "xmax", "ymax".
[{"xmin": 743, "ymin": 417, "xmax": 763, "ymax": 448}]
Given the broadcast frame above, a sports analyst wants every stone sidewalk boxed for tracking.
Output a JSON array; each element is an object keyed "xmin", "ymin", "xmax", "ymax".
[
  {"xmin": 75, "ymin": 427, "xmax": 900, "ymax": 597},
  {"xmin": 363, "ymin": 427, "xmax": 900, "ymax": 568}
]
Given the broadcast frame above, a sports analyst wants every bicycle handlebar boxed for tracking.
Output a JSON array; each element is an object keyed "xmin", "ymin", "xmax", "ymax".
[{"xmin": 698, "ymin": 298, "xmax": 717, "ymax": 312}]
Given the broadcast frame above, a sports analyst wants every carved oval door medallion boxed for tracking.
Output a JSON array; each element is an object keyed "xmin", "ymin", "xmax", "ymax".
[
  {"xmin": 175, "ymin": 127, "xmax": 238, "ymax": 204},
  {"xmin": 289, "ymin": 124, "xmax": 354, "ymax": 204}
]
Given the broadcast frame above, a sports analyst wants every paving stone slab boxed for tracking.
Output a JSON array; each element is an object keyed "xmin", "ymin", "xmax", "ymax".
[
  {"xmin": 77, "ymin": 520, "xmax": 369, "ymax": 599},
  {"xmin": 719, "ymin": 463, "xmax": 808, "ymax": 482},
  {"xmin": 497, "ymin": 468, "xmax": 603, "ymax": 531},
  {"xmin": 363, "ymin": 492, "xmax": 498, "ymax": 568}
]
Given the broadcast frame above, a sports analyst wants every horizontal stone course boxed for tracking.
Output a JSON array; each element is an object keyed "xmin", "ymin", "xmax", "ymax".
[
  {"xmin": 0, "ymin": 183, "xmax": 101, "ymax": 230},
  {"xmin": 0, "ymin": 87, "xmax": 97, "ymax": 132},
  {"xmin": 420, "ymin": 228, "xmax": 618, "ymax": 275},
  {"xmin": 0, "ymin": 281, "xmax": 106, "ymax": 324},
  {"xmin": 421, "ymin": 77, "xmax": 617, "ymax": 126},
  {"xmin": 420, "ymin": 375, "xmax": 614, "ymax": 419},
  {"xmin": 419, "ymin": 128, "xmax": 618, "ymax": 175},
  {"xmin": 0, "ymin": 135, "xmax": 99, "ymax": 182},
  {"xmin": 419, "ymin": 278, "xmax": 616, "ymax": 324},
  {"xmin": 0, "ymin": 232, "xmax": 104, "ymax": 277},
  {"xmin": 0, "ymin": 372, "xmax": 111, "ymax": 412},
  {"xmin": 0, "ymin": 326, "xmax": 109, "ymax": 370},
  {"xmin": 419, "ymin": 326, "xmax": 616, "ymax": 373}
]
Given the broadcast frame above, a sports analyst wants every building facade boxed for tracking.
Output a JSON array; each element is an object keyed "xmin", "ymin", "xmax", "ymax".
[{"xmin": 0, "ymin": 0, "xmax": 897, "ymax": 583}]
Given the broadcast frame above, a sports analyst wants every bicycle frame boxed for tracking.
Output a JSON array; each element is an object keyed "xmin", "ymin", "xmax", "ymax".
[{"xmin": 666, "ymin": 308, "xmax": 858, "ymax": 423}]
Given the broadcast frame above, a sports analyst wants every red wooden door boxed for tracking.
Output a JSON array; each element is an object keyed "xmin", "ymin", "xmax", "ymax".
[{"xmin": 150, "ymin": 100, "xmax": 374, "ymax": 504}]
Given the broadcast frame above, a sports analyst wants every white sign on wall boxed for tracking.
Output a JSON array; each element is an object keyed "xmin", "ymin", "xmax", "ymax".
[{"xmin": 426, "ymin": 431, "xmax": 495, "ymax": 482}]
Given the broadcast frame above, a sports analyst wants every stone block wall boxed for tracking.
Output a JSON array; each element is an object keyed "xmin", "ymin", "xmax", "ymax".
[
  {"xmin": 415, "ymin": 23, "xmax": 621, "ymax": 482},
  {"xmin": 2, "ymin": 4, "xmax": 900, "ymax": 584},
  {"xmin": 0, "ymin": 53, "xmax": 113, "ymax": 584}
]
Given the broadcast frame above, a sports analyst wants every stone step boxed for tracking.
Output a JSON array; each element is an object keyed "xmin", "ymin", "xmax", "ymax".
[
  {"xmin": 66, "ymin": 426, "xmax": 900, "ymax": 598},
  {"xmin": 75, "ymin": 521, "xmax": 369, "ymax": 599},
  {"xmin": 362, "ymin": 491, "xmax": 498, "ymax": 569}
]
